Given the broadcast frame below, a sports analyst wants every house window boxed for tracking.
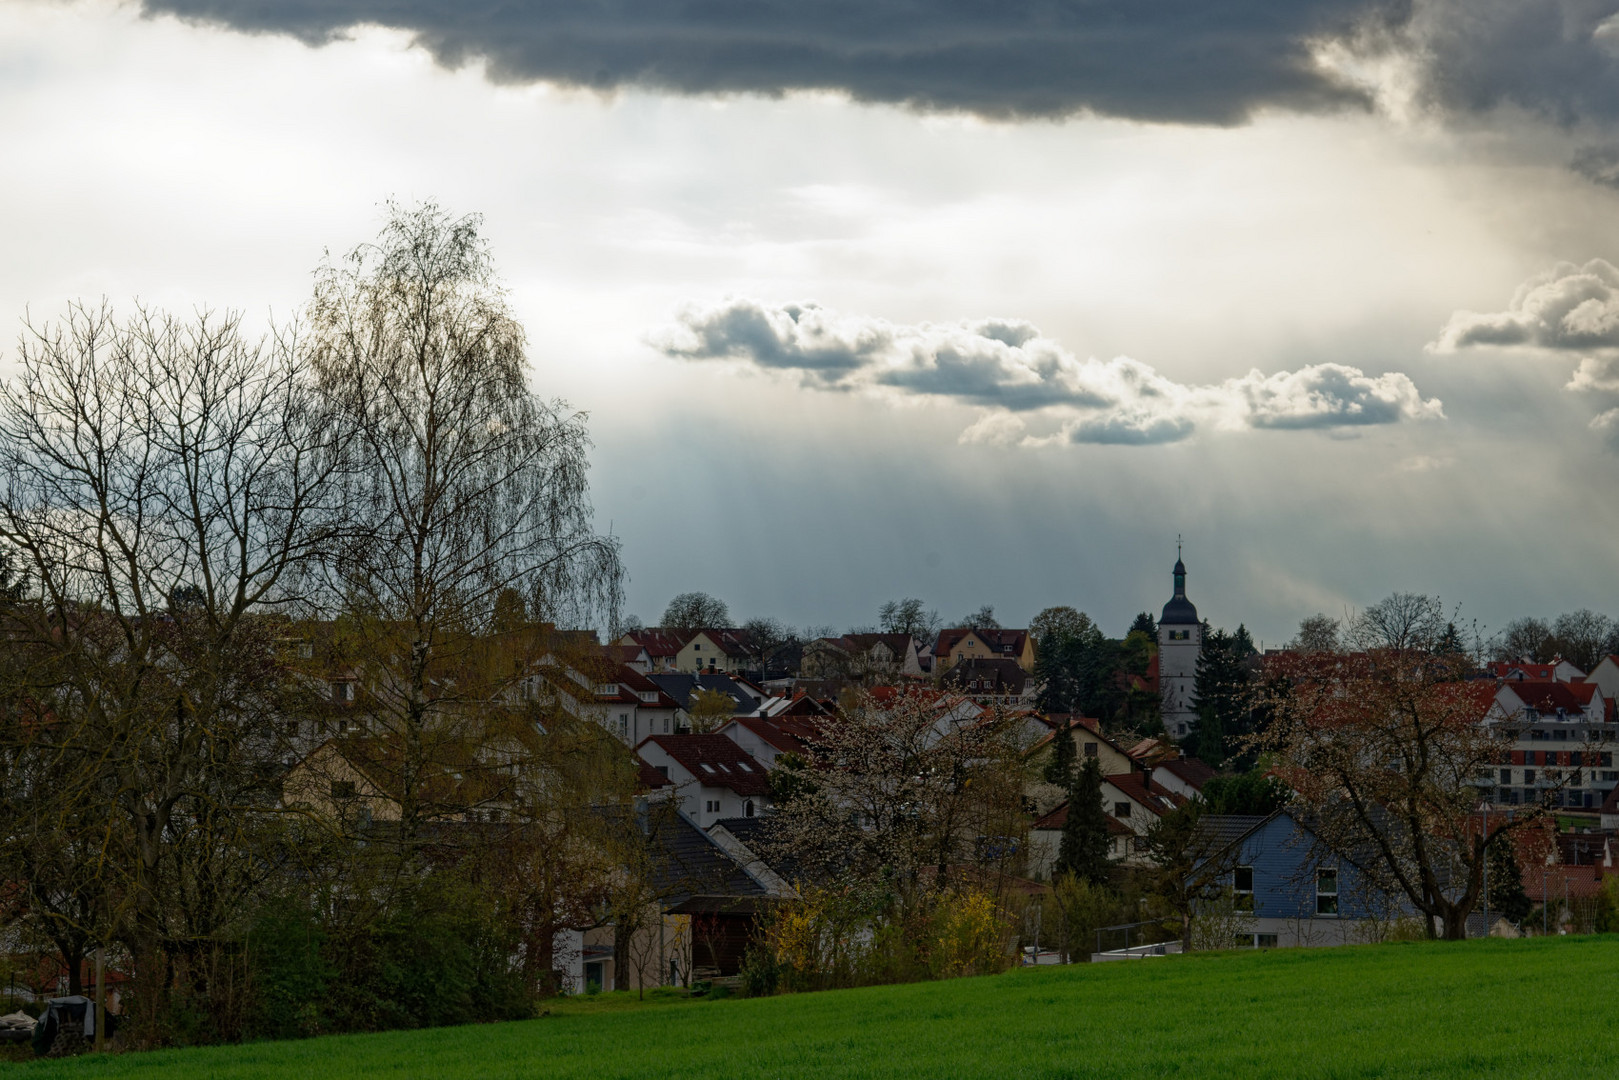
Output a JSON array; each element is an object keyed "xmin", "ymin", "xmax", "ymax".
[
  {"xmin": 298, "ymin": 642, "xmax": 313, "ymax": 659},
  {"xmin": 1316, "ymin": 868, "xmax": 1339, "ymax": 916},
  {"xmin": 744, "ymin": 800, "xmax": 755, "ymax": 818},
  {"xmin": 705, "ymin": 799, "xmax": 720, "ymax": 813},
  {"xmin": 1084, "ymin": 742, "xmax": 1098, "ymax": 757},
  {"xmin": 1524, "ymin": 769, "xmax": 1536, "ymax": 785},
  {"xmin": 663, "ymin": 717, "xmax": 670, "ymax": 733},
  {"xmin": 1114, "ymin": 801, "xmax": 1132, "ymax": 818},
  {"xmin": 656, "ymin": 765, "xmax": 669, "ymax": 779},
  {"xmin": 330, "ymin": 780, "xmax": 356, "ymax": 800},
  {"xmin": 1256, "ymin": 934, "xmax": 1278, "ymax": 948},
  {"xmin": 1233, "ymin": 865, "xmax": 1254, "ymax": 910}
]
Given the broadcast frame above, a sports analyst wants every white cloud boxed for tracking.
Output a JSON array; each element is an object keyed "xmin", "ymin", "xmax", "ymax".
[
  {"xmin": 656, "ymin": 298, "xmax": 1444, "ymax": 446},
  {"xmin": 1432, "ymin": 259, "xmax": 1619, "ymax": 353},
  {"xmin": 1568, "ymin": 355, "xmax": 1619, "ymax": 393}
]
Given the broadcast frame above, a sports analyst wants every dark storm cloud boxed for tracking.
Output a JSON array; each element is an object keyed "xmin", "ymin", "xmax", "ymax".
[
  {"xmin": 1409, "ymin": 1, "xmax": 1619, "ymax": 126},
  {"xmin": 139, "ymin": 0, "xmax": 1410, "ymax": 125}
]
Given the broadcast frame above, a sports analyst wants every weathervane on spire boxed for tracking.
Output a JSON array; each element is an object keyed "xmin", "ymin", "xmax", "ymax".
[{"xmin": 1177, "ymin": 533, "xmax": 1182, "ymax": 560}]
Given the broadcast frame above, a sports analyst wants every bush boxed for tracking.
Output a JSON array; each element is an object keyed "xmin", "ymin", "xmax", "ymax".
[
  {"xmin": 739, "ymin": 946, "xmax": 779, "ymax": 998},
  {"xmin": 927, "ymin": 890, "xmax": 1014, "ymax": 978}
]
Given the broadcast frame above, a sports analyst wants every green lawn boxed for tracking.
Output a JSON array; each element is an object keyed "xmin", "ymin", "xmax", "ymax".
[{"xmin": 15, "ymin": 936, "xmax": 1619, "ymax": 1079}]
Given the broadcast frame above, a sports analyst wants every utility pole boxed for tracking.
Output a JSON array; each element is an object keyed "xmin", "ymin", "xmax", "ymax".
[{"xmin": 93, "ymin": 944, "xmax": 104, "ymax": 1052}]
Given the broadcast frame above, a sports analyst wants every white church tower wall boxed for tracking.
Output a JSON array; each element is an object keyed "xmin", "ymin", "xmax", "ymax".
[{"xmin": 1157, "ymin": 550, "xmax": 1202, "ymax": 741}]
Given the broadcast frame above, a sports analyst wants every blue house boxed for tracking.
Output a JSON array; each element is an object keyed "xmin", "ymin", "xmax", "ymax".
[{"xmin": 1204, "ymin": 809, "xmax": 1415, "ymax": 948}]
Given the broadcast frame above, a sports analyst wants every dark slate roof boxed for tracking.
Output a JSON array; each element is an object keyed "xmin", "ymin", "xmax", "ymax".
[
  {"xmin": 1160, "ymin": 558, "xmax": 1199, "ymax": 626},
  {"xmin": 600, "ymin": 803, "xmax": 767, "ymax": 906},
  {"xmin": 648, "ymin": 672, "xmax": 755, "ymax": 712},
  {"xmin": 709, "ymin": 813, "xmax": 810, "ymax": 884},
  {"xmin": 941, "ymin": 657, "xmax": 1028, "ymax": 694},
  {"xmin": 1155, "ymin": 756, "xmax": 1219, "ymax": 790},
  {"xmin": 1160, "ymin": 594, "xmax": 1199, "ymax": 626},
  {"xmin": 1195, "ymin": 814, "xmax": 1273, "ymax": 850}
]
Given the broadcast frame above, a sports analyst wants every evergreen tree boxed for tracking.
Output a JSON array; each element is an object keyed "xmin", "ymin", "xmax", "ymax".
[
  {"xmin": 1129, "ymin": 612, "xmax": 1157, "ymax": 638},
  {"xmin": 1487, "ymin": 835, "xmax": 1532, "ymax": 923},
  {"xmin": 1043, "ymin": 719, "xmax": 1077, "ymax": 786},
  {"xmin": 1056, "ymin": 756, "xmax": 1113, "ymax": 885},
  {"xmin": 1194, "ymin": 625, "xmax": 1257, "ymax": 766},
  {"xmin": 1202, "ymin": 769, "xmax": 1288, "ymax": 815},
  {"xmin": 1436, "ymin": 621, "xmax": 1466, "ymax": 658},
  {"xmin": 1034, "ymin": 631, "xmax": 1080, "ymax": 715}
]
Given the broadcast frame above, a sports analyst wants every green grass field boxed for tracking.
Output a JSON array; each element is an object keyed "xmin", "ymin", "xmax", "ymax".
[{"xmin": 13, "ymin": 936, "xmax": 1619, "ymax": 1079}]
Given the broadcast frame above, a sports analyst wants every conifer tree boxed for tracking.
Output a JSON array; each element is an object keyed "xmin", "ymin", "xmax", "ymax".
[
  {"xmin": 1043, "ymin": 719, "xmax": 1076, "ymax": 786},
  {"xmin": 1056, "ymin": 756, "xmax": 1112, "ymax": 885},
  {"xmin": 1488, "ymin": 835, "xmax": 1532, "ymax": 923}
]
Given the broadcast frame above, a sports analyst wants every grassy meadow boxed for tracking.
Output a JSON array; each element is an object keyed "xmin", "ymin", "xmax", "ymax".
[{"xmin": 13, "ymin": 936, "xmax": 1619, "ymax": 1079}]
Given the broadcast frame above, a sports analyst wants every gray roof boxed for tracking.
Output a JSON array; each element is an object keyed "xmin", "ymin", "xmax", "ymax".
[
  {"xmin": 648, "ymin": 672, "xmax": 755, "ymax": 712},
  {"xmin": 1161, "ymin": 596, "xmax": 1199, "ymax": 626}
]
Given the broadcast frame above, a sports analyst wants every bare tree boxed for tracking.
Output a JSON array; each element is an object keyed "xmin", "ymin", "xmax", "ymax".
[
  {"xmin": 1255, "ymin": 649, "xmax": 1557, "ymax": 940},
  {"xmin": 1550, "ymin": 610, "xmax": 1614, "ymax": 671},
  {"xmin": 739, "ymin": 616, "xmax": 800, "ymax": 677},
  {"xmin": 661, "ymin": 592, "xmax": 729, "ymax": 633},
  {"xmin": 1346, "ymin": 593, "xmax": 1447, "ymax": 653},
  {"xmin": 0, "ymin": 301, "xmax": 344, "ymax": 1037},
  {"xmin": 878, "ymin": 598, "xmax": 941, "ymax": 641},
  {"xmin": 959, "ymin": 605, "xmax": 1000, "ymax": 630},
  {"xmin": 1496, "ymin": 617, "xmax": 1552, "ymax": 663},
  {"xmin": 306, "ymin": 202, "xmax": 622, "ymax": 844},
  {"xmin": 1291, "ymin": 613, "xmax": 1340, "ymax": 653}
]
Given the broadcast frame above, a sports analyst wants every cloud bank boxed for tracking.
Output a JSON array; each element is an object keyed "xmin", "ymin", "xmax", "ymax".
[
  {"xmin": 653, "ymin": 299, "xmax": 1443, "ymax": 446},
  {"xmin": 134, "ymin": 0, "xmax": 1400, "ymax": 125},
  {"xmin": 137, "ymin": 1, "xmax": 1619, "ymax": 131}
]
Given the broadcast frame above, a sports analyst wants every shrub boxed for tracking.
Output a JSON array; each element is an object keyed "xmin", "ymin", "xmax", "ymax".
[
  {"xmin": 739, "ymin": 946, "xmax": 779, "ymax": 998},
  {"xmin": 928, "ymin": 889, "xmax": 1014, "ymax": 979}
]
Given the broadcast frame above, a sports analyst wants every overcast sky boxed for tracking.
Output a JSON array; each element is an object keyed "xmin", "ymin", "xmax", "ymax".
[{"xmin": 6, "ymin": 0, "xmax": 1619, "ymax": 644}]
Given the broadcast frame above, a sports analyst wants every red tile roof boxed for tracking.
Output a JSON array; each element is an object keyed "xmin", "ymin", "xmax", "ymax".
[
  {"xmin": 934, "ymin": 627, "xmax": 1030, "ymax": 658},
  {"xmin": 729, "ymin": 715, "xmax": 817, "ymax": 757},
  {"xmin": 1154, "ymin": 756, "xmax": 1218, "ymax": 791},
  {"xmin": 1103, "ymin": 771, "xmax": 1187, "ymax": 816},
  {"xmin": 639, "ymin": 734, "xmax": 771, "ymax": 796},
  {"xmin": 638, "ymin": 761, "xmax": 673, "ymax": 791},
  {"xmin": 1500, "ymin": 681, "xmax": 1597, "ymax": 715},
  {"xmin": 1489, "ymin": 661, "xmax": 1558, "ymax": 681},
  {"xmin": 624, "ymin": 629, "xmax": 687, "ymax": 657},
  {"xmin": 1032, "ymin": 801, "xmax": 1134, "ymax": 835}
]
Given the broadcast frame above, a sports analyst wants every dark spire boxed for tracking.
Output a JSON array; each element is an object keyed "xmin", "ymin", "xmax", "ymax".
[{"xmin": 1161, "ymin": 543, "xmax": 1198, "ymax": 626}]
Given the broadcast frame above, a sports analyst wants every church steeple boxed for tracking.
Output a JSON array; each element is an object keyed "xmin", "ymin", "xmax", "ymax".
[{"xmin": 1160, "ymin": 542, "xmax": 1198, "ymax": 626}]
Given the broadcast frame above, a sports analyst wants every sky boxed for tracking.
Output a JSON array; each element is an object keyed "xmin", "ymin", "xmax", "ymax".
[{"xmin": 5, "ymin": 0, "xmax": 1619, "ymax": 645}]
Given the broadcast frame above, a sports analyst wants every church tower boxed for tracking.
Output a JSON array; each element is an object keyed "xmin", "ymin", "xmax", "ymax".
[{"xmin": 1157, "ymin": 545, "xmax": 1202, "ymax": 741}]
